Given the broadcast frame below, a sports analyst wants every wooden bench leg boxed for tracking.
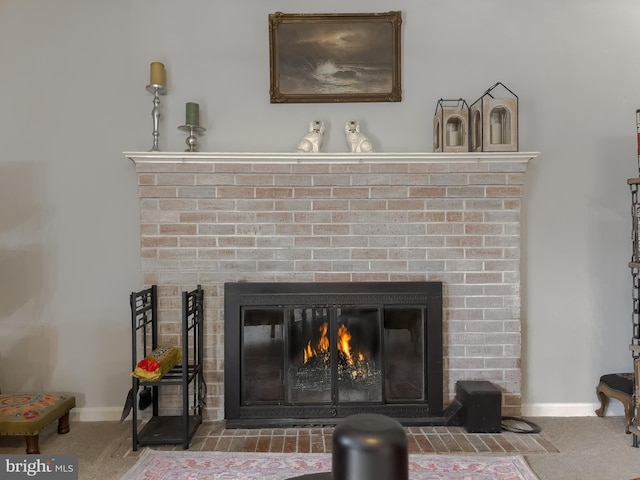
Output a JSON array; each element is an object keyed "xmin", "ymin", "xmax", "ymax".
[
  {"xmin": 624, "ymin": 398, "xmax": 633, "ymax": 435},
  {"xmin": 595, "ymin": 383, "xmax": 608, "ymax": 417},
  {"xmin": 595, "ymin": 381, "xmax": 632, "ymax": 434},
  {"xmin": 25, "ymin": 435, "xmax": 40, "ymax": 454},
  {"xmin": 23, "ymin": 411, "xmax": 71, "ymax": 454},
  {"xmin": 57, "ymin": 411, "xmax": 70, "ymax": 434}
]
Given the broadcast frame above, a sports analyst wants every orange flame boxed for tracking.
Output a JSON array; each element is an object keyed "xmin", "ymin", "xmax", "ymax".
[
  {"xmin": 338, "ymin": 324, "xmax": 353, "ymax": 365},
  {"xmin": 302, "ymin": 322, "xmax": 363, "ymax": 368},
  {"xmin": 303, "ymin": 341, "xmax": 315, "ymax": 363},
  {"xmin": 303, "ymin": 322, "xmax": 330, "ymax": 363},
  {"xmin": 318, "ymin": 322, "xmax": 329, "ymax": 353}
]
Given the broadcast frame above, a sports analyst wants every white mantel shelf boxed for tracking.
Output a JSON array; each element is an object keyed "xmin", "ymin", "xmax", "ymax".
[{"xmin": 124, "ymin": 151, "xmax": 538, "ymax": 164}]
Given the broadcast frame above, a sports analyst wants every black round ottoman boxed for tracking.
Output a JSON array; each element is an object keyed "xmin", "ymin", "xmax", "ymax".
[{"xmin": 332, "ymin": 413, "xmax": 408, "ymax": 480}]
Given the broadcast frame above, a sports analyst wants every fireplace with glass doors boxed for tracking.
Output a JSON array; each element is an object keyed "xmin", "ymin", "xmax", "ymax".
[{"xmin": 224, "ymin": 281, "xmax": 444, "ymax": 428}]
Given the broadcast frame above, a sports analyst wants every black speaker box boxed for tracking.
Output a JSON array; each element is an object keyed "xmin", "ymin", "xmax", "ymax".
[{"xmin": 455, "ymin": 380, "xmax": 502, "ymax": 433}]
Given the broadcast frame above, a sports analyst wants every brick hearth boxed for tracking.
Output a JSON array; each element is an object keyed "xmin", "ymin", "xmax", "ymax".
[
  {"xmin": 126, "ymin": 151, "xmax": 536, "ymax": 421},
  {"xmin": 120, "ymin": 423, "xmax": 558, "ymax": 456}
]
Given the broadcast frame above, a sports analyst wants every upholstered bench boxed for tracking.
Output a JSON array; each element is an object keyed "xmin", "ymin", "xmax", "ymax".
[
  {"xmin": 595, "ymin": 373, "xmax": 633, "ymax": 434},
  {"xmin": 0, "ymin": 392, "xmax": 76, "ymax": 453}
]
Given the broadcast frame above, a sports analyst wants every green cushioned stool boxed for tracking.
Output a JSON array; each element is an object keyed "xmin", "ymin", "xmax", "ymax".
[
  {"xmin": 595, "ymin": 373, "xmax": 633, "ymax": 434},
  {"xmin": 0, "ymin": 392, "xmax": 76, "ymax": 454}
]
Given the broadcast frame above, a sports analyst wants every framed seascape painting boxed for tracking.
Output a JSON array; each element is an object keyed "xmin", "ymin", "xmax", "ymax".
[{"xmin": 269, "ymin": 11, "xmax": 402, "ymax": 103}]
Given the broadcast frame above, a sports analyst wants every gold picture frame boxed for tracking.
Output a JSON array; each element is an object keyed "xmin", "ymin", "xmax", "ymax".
[{"xmin": 269, "ymin": 11, "xmax": 402, "ymax": 104}]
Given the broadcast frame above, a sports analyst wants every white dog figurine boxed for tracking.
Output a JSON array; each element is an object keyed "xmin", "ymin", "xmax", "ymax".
[
  {"xmin": 345, "ymin": 121, "xmax": 374, "ymax": 153},
  {"xmin": 296, "ymin": 121, "xmax": 325, "ymax": 153}
]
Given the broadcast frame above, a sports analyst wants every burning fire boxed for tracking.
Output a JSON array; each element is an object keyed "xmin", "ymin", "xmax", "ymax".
[
  {"xmin": 298, "ymin": 320, "xmax": 377, "ymax": 387},
  {"xmin": 304, "ymin": 322, "xmax": 364, "ymax": 366},
  {"xmin": 304, "ymin": 322, "xmax": 329, "ymax": 363},
  {"xmin": 337, "ymin": 324, "xmax": 353, "ymax": 365}
]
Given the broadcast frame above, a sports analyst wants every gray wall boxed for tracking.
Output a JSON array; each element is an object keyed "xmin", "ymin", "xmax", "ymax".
[{"xmin": 0, "ymin": 0, "xmax": 636, "ymax": 419}]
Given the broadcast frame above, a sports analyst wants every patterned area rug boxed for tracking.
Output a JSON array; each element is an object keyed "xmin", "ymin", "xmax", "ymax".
[{"xmin": 120, "ymin": 449, "xmax": 539, "ymax": 479}]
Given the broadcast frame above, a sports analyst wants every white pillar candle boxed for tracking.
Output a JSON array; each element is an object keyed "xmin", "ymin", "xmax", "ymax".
[
  {"xmin": 447, "ymin": 123, "xmax": 459, "ymax": 146},
  {"xmin": 491, "ymin": 122, "xmax": 502, "ymax": 144}
]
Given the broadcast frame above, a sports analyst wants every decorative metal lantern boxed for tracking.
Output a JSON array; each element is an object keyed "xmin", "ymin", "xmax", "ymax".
[
  {"xmin": 433, "ymin": 98, "xmax": 470, "ymax": 152},
  {"xmin": 469, "ymin": 82, "xmax": 518, "ymax": 152}
]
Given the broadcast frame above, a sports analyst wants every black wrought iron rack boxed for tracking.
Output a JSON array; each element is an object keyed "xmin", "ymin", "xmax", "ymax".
[
  {"xmin": 627, "ymin": 179, "xmax": 640, "ymax": 446},
  {"xmin": 130, "ymin": 285, "xmax": 205, "ymax": 450}
]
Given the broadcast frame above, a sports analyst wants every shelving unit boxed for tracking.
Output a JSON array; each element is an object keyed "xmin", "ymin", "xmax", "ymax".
[
  {"xmin": 130, "ymin": 285, "xmax": 205, "ymax": 450},
  {"xmin": 627, "ymin": 179, "xmax": 640, "ymax": 446}
]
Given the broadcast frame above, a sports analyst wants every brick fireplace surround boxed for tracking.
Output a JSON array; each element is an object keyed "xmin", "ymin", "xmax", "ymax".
[{"xmin": 125, "ymin": 151, "xmax": 536, "ymax": 421}]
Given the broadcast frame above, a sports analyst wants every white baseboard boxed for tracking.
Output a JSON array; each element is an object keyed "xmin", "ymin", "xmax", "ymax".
[
  {"xmin": 71, "ymin": 407, "xmax": 124, "ymax": 422},
  {"xmin": 522, "ymin": 402, "xmax": 623, "ymax": 417}
]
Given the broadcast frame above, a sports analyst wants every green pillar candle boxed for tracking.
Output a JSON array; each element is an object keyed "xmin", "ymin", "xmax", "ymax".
[{"xmin": 186, "ymin": 102, "xmax": 200, "ymax": 126}]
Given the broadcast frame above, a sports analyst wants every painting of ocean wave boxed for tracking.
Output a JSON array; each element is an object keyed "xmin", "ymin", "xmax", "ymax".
[
  {"xmin": 269, "ymin": 12, "xmax": 402, "ymax": 102},
  {"xmin": 281, "ymin": 59, "xmax": 392, "ymax": 95}
]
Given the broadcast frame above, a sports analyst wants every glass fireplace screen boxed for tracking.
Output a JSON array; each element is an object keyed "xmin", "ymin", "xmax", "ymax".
[
  {"xmin": 242, "ymin": 305, "xmax": 425, "ymax": 406},
  {"xmin": 224, "ymin": 281, "xmax": 443, "ymax": 428}
]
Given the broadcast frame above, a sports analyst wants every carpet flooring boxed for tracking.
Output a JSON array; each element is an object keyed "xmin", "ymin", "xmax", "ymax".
[
  {"xmin": 2, "ymin": 417, "xmax": 638, "ymax": 479},
  {"xmin": 120, "ymin": 449, "xmax": 540, "ymax": 480}
]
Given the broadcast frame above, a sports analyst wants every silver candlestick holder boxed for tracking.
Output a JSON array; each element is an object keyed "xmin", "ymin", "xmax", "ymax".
[
  {"xmin": 178, "ymin": 124, "xmax": 206, "ymax": 152},
  {"xmin": 146, "ymin": 83, "xmax": 167, "ymax": 151}
]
